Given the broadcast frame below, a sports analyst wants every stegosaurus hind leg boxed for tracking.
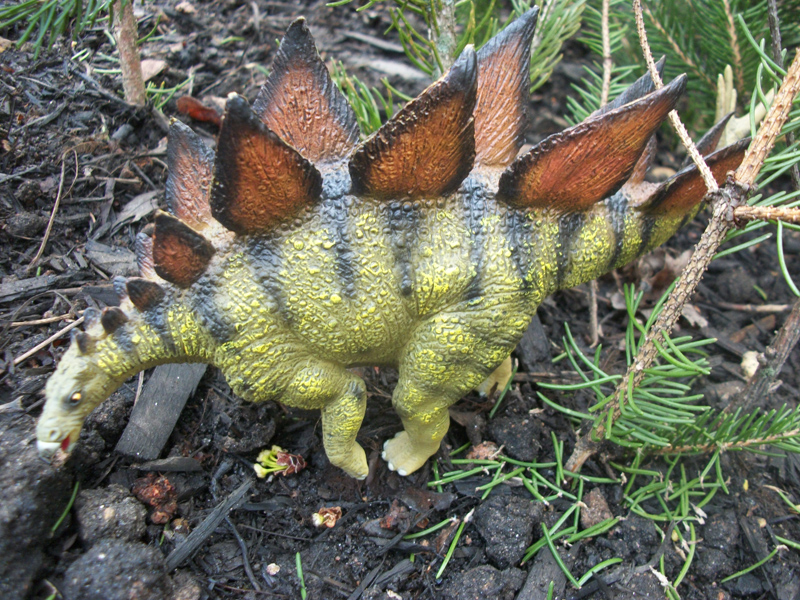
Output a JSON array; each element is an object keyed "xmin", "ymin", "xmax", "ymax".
[
  {"xmin": 384, "ymin": 308, "xmax": 521, "ymax": 476},
  {"xmin": 282, "ymin": 363, "xmax": 368, "ymax": 479}
]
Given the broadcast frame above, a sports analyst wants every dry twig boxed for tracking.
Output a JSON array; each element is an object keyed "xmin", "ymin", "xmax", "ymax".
[
  {"xmin": 733, "ymin": 205, "xmax": 800, "ymax": 225},
  {"xmin": 27, "ymin": 152, "xmax": 77, "ymax": 271},
  {"xmin": 13, "ymin": 317, "xmax": 85, "ymax": 366},
  {"xmin": 633, "ymin": 0, "xmax": 717, "ymax": 192},
  {"xmin": 113, "ymin": 0, "xmax": 146, "ymax": 105}
]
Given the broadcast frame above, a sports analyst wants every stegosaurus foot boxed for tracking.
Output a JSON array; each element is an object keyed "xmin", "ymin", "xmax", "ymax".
[{"xmin": 382, "ymin": 432, "xmax": 437, "ymax": 476}]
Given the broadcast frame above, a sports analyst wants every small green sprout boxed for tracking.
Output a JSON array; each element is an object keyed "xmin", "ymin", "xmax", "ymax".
[{"xmin": 253, "ymin": 445, "xmax": 307, "ymax": 478}]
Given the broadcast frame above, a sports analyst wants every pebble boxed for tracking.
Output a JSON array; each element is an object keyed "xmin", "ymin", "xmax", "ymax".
[
  {"xmin": 62, "ymin": 539, "xmax": 173, "ymax": 600},
  {"xmin": 441, "ymin": 565, "xmax": 525, "ymax": 600},
  {"xmin": 75, "ymin": 484, "xmax": 147, "ymax": 545},
  {"xmin": 472, "ymin": 494, "xmax": 543, "ymax": 568}
]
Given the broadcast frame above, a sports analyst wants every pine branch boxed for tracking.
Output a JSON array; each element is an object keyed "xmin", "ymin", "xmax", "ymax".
[{"xmin": 565, "ymin": 45, "xmax": 800, "ymax": 475}]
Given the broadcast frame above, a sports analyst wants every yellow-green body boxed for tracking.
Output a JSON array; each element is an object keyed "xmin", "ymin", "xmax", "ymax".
[{"xmin": 47, "ymin": 168, "xmax": 687, "ymax": 478}]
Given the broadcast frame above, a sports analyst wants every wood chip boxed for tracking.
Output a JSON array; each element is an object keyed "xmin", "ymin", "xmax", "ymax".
[
  {"xmin": 84, "ymin": 240, "xmax": 137, "ymax": 276},
  {"xmin": 115, "ymin": 363, "xmax": 207, "ymax": 460}
]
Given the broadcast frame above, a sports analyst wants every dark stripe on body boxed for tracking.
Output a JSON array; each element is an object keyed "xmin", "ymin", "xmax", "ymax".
[
  {"xmin": 556, "ymin": 212, "xmax": 586, "ymax": 288},
  {"xmin": 190, "ymin": 274, "xmax": 233, "ymax": 343},
  {"xmin": 504, "ymin": 209, "xmax": 533, "ymax": 290},
  {"xmin": 461, "ymin": 176, "xmax": 490, "ymax": 301},
  {"xmin": 605, "ymin": 191, "xmax": 629, "ymax": 270},
  {"xmin": 386, "ymin": 200, "xmax": 419, "ymax": 296},
  {"xmin": 322, "ymin": 169, "xmax": 358, "ymax": 298},
  {"xmin": 112, "ymin": 326, "xmax": 135, "ymax": 357},
  {"xmin": 638, "ymin": 214, "xmax": 657, "ymax": 256},
  {"xmin": 249, "ymin": 237, "xmax": 292, "ymax": 327}
]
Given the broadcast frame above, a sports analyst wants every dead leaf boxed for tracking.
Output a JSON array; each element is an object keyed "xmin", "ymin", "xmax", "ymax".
[
  {"xmin": 312, "ymin": 506, "xmax": 342, "ymax": 528},
  {"xmin": 140, "ymin": 59, "xmax": 167, "ymax": 83},
  {"xmin": 681, "ymin": 304, "xmax": 708, "ymax": 328},
  {"xmin": 112, "ymin": 190, "xmax": 160, "ymax": 231},
  {"xmin": 177, "ymin": 96, "xmax": 222, "ymax": 127},
  {"xmin": 466, "ymin": 441, "xmax": 500, "ymax": 461}
]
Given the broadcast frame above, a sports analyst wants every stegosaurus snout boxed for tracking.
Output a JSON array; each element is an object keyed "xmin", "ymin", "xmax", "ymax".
[{"xmin": 37, "ymin": 9, "xmax": 748, "ymax": 478}]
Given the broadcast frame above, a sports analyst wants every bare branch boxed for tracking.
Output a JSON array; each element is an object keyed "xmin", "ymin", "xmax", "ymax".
[
  {"xmin": 734, "ymin": 205, "xmax": 800, "ymax": 225},
  {"xmin": 113, "ymin": 0, "xmax": 146, "ymax": 106},
  {"xmin": 633, "ymin": 0, "xmax": 718, "ymax": 193},
  {"xmin": 600, "ymin": 0, "xmax": 612, "ymax": 106}
]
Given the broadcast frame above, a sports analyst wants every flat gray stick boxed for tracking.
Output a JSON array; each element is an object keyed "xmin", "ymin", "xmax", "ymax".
[{"xmin": 115, "ymin": 362, "xmax": 207, "ymax": 460}]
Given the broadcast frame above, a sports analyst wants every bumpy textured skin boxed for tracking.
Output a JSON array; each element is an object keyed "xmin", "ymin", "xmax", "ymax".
[{"xmin": 37, "ymin": 11, "xmax": 748, "ymax": 479}]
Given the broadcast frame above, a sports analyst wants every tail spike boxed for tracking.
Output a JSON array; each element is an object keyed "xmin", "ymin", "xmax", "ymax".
[
  {"xmin": 349, "ymin": 46, "xmax": 478, "ymax": 199},
  {"xmin": 498, "ymin": 75, "xmax": 687, "ymax": 213},
  {"xmin": 153, "ymin": 211, "xmax": 216, "ymax": 288},
  {"xmin": 101, "ymin": 307, "xmax": 128, "ymax": 335},
  {"xmin": 642, "ymin": 138, "xmax": 750, "ymax": 215},
  {"xmin": 166, "ymin": 121, "xmax": 215, "ymax": 230},
  {"xmin": 211, "ymin": 94, "xmax": 323, "ymax": 235},
  {"xmin": 253, "ymin": 18, "xmax": 359, "ymax": 164},
  {"xmin": 127, "ymin": 277, "xmax": 166, "ymax": 311},
  {"xmin": 473, "ymin": 7, "xmax": 539, "ymax": 168}
]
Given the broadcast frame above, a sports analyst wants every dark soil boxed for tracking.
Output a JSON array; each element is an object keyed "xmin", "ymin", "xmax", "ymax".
[{"xmin": 1, "ymin": 1, "xmax": 800, "ymax": 599}]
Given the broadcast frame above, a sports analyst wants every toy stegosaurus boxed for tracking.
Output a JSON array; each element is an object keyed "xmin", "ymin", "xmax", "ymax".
[{"xmin": 37, "ymin": 9, "xmax": 747, "ymax": 478}]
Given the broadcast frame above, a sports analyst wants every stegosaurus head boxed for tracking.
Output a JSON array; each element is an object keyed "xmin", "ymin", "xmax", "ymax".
[
  {"xmin": 38, "ymin": 11, "xmax": 749, "ymax": 463},
  {"xmin": 37, "ymin": 304, "xmax": 133, "ymax": 458}
]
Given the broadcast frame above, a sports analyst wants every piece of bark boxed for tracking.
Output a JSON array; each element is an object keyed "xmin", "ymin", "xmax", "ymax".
[
  {"xmin": 516, "ymin": 314, "xmax": 551, "ymax": 371},
  {"xmin": 85, "ymin": 240, "xmax": 137, "ymax": 276},
  {"xmin": 0, "ymin": 274, "xmax": 62, "ymax": 303},
  {"xmin": 115, "ymin": 363, "xmax": 207, "ymax": 460}
]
